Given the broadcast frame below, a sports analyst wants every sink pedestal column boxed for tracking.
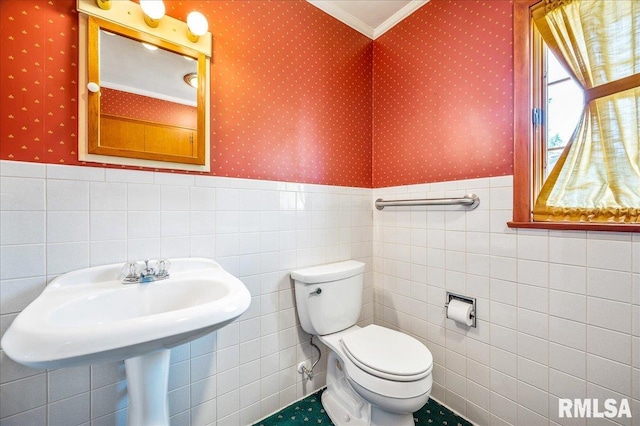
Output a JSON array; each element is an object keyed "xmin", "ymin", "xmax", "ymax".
[{"xmin": 125, "ymin": 349, "xmax": 171, "ymax": 426}]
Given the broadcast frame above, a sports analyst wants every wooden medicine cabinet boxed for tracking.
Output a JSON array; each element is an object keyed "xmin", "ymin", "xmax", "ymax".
[{"xmin": 77, "ymin": 0, "xmax": 211, "ymax": 172}]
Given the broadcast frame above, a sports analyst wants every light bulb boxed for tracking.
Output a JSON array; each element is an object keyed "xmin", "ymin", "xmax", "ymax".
[
  {"xmin": 140, "ymin": 0, "xmax": 165, "ymax": 28},
  {"xmin": 186, "ymin": 11, "xmax": 208, "ymax": 42}
]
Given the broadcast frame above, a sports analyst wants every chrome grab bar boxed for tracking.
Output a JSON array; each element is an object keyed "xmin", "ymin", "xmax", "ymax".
[{"xmin": 375, "ymin": 193, "xmax": 480, "ymax": 210}]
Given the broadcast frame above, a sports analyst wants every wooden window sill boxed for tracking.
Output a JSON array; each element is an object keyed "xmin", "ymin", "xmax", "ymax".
[{"xmin": 508, "ymin": 221, "xmax": 640, "ymax": 233}]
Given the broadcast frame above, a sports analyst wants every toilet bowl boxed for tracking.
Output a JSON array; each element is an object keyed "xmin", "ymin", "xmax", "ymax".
[
  {"xmin": 320, "ymin": 324, "xmax": 433, "ymax": 426},
  {"xmin": 291, "ymin": 261, "xmax": 433, "ymax": 426}
]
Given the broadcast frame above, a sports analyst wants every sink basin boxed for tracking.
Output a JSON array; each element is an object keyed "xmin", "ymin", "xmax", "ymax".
[
  {"xmin": 1, "ymin": 258, "xmax": 251, "ymax": 369},
  {"xmin": 2, "ymin": 258, "xmax": 251, "ymax": 425}
]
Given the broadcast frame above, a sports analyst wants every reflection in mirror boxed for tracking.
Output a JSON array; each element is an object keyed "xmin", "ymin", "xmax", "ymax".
[
  {"xmin": 82, "ymin": 15, "xmax": 209, "ymax": 169},
  {"xmin": 98, "ymin": 29, "xmax": 198, "ymax": 158}
]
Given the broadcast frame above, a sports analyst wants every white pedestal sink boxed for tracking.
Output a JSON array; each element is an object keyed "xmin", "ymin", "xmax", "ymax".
[
  {"xmin": 1, "ymin": 258, "xmax": 251, "ymax": 426},
  {"xmin": 125, "ymin": 350, "xmax": 171, "ymax": 426}
]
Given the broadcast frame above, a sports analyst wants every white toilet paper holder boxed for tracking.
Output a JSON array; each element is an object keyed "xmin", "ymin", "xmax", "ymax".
[{"xmin": 445, "ymin": 292, "xmax": 477, "ymax": 328}]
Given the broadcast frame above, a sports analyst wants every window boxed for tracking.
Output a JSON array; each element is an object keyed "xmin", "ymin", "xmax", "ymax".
[
  {"xmin": 543, "ymin": 48, "xmax": 583, "ymax": 179},
  {"xmin": 531, "ymin": 34, "xmax": 584, "ymax": 196},
  {"xmin": 511, "ymin": 0, "xmax": 640, "ymax": 232}
]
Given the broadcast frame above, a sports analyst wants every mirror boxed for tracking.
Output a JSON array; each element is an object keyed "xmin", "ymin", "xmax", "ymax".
[
  {"xmin": 78, "ymin": 5, "xmax": 210, "ymax": 172},
  {"xmin": 98, "ymin": 29, "xmax": 198, "ymax": 158}
]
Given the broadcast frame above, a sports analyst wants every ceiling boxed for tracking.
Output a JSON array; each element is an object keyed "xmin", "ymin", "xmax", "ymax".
[{"xmin": 307, "ymin": 0, "xmax": 430, "ymax": 39}]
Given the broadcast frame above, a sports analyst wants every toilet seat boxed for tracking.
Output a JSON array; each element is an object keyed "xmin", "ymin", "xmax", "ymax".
[
  {"xmin": 340, "ymin": 325, "xmax": 432, "ymax": 382},
  {"xmin": 320, "ymin": 325, "xmax": 433, "ymax": 402}
]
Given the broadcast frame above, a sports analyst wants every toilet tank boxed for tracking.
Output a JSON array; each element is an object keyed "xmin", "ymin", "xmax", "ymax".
[{"xmin": 291, "ymin": 261, "xmax": 365, "ymax": 336}]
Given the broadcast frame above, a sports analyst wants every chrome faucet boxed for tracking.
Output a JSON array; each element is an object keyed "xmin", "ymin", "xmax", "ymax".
[
  {"xmin": 140, "ymin": 260, "xmax": 155, "ymax": 280},
  {"xmin": 121, "ymin": 259, "xmax": 171, "ymax": 284}
]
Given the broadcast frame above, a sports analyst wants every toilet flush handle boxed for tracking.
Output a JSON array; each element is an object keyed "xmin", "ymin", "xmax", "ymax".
[{"xmin": 310, "ymin": 288, "xmax": 322, "ymax": 295}]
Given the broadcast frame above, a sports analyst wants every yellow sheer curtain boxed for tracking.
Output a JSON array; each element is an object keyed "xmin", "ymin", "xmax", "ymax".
[{"xmin": 532, "ymin": 0, "xmax": 640, "ymax": 223}]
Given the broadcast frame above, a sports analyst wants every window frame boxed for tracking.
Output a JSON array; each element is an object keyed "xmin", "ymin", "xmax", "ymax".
[{"xmin": 508, "ymin": 0, "xmax": 640, "ymax": 232}]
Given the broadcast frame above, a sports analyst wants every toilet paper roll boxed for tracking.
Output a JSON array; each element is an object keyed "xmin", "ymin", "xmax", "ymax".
[{"xmin": 447, "ymin": 298, "xmax": 474, "ymax": 326}]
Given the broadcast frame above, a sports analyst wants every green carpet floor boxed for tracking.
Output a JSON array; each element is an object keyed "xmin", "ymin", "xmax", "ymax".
[{"xmin": 255, "ymin": 389, "xmax": 472, "ymax": 426}]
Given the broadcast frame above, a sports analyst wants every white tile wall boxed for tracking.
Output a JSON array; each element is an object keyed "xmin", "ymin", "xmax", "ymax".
[
  {"xmin": 373, "ymin": 176, "xmax": 640, "ymax": 426},
  {"xmin": 0, "ymin": 161, "xmax": 373, "ymax": 425},
  {"xmin": 2, "ymin": 161, "xmax": 639, "ymax": 426}
]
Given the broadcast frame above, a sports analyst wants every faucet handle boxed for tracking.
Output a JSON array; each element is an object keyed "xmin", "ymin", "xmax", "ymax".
[
  {"xmin": 121, "ymin": 262, "xmax": 140, "ymax": 282},
  {"xmin": 156, "ymin": 259, "xmax": 171, "ymax": 278}
]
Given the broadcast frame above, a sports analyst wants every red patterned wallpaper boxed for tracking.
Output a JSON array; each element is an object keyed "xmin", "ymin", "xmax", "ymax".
[
  {"xmin": 372, "ymin": 0, "xmax": 514, "ymax": 187},
  {"xmin": 0, "ymin": 0, "xmax": 373, "ymax": 187},
  {"xmin": 101, "ymin": 88, "xmax": 197, "ymax": 129},
  {"xmin": 1, "ymin": 0, "xmax": 515, "ymax": 188},
  {"xmin": 0, "ymin": 0, "xmax": 78, "ymax": 165}
]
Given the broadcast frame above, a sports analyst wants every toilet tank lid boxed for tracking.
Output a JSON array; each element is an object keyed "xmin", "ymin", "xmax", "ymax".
[{"xmin": 290, "ymin": 261, "xmax": 365, "ymax": 284}]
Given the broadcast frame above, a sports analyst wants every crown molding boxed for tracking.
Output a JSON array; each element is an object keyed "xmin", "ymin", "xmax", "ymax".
[
  {"xmin": 307, "ymin": 0, "xmax": 429, "ymax": 40},
  {"xmin": 373, "ymin": 0, "xmax": 430, "ymax": 39},
  {"xmin": 307, "ymin": 0, "xmax": 375, "ymax": 38}
]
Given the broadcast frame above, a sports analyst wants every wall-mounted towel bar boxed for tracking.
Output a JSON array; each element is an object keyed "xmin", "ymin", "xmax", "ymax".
[{"xmin": 375, "ymin": 193, "xmax": 480, "ymax": 210}]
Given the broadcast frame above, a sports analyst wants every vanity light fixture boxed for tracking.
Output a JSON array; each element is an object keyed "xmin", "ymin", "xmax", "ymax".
[
  {"xmin": 87, "ymin": 1, "xmax": 210, "ymax": 49},
  {"xmin": 186, "ymin": 11, "xmax": 208, "ymax": 43},
  {"xmin": 140, "ymin": 0, "xmax": 165, "ymax": 28},
  {"xmin": 183, "ymin": 72, "xmax": 198, "ymax": 89}
]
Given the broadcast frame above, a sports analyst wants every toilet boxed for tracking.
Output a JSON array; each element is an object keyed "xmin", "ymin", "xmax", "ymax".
[{"xmin": 291, "ymin": 260, "xmax": 433, "ymax": 426}]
